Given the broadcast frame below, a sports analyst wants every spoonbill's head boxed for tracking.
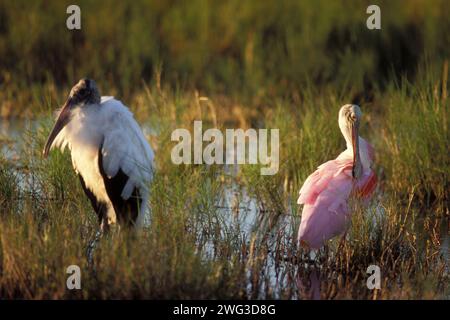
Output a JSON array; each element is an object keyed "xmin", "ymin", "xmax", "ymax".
[
  {"xmin": 43, "ymin": 78, "xmax": 101, "ymax": 158},
  {"xmin": 338, "ymin": 104, "xmax": 363, "ymax": 179}
]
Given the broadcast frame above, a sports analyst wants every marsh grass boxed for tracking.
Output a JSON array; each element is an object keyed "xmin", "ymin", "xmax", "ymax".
[
  {"xmin": 0, "ymin": 0, "xmax": 448, "ymax": 300},
  {"xmin": 2, "ymin": 0, "xmax": 450, "ymax": 117},
  {"xmin": 0, "ymin": 72, "xmax": 449, "ymax": 299}
]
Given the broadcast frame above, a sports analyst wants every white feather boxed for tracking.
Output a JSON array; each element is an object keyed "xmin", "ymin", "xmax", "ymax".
[{"xmin": 50, "ymin": 97, "xmax": 154, "ymax": 228}]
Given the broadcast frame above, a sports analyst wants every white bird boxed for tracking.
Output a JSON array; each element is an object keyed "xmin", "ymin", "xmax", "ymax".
[{"xmin": 43, "ymin": 78, "xmax": 154, "ymax": 231}]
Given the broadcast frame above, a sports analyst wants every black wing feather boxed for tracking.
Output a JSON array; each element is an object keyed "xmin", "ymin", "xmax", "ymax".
[
  {"xmin": 78, "ymin": 174, "xmax": 106, "ymax": 225},
  {"xmin": 97, "ymin": 142, "xmax": 142, "ymax": 226}
]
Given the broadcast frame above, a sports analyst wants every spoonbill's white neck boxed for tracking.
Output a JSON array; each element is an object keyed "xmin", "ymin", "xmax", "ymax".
[{"xmin": 338, "ymin": 104, "xmax": 363, "ymax": 179}]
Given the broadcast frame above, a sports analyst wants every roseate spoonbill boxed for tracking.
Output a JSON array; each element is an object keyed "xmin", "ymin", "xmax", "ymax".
[
  {"xmin": 43, "ymin": 78, "xmax": 154, "ymax": 231},
  {"xmin": 297, "ymin": 104, "xmax": 377, "ymax": 249}
]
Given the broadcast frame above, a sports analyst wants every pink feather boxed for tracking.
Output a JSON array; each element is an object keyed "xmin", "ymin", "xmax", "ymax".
[{"xmin": 297, "ymin": 140, "xmax": 377, "ymax": 249}]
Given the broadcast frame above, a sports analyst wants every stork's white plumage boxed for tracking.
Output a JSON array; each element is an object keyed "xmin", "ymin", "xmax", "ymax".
[{"xmin": 43, "ymin": 79, "xmax": 154, "ymax": 230}]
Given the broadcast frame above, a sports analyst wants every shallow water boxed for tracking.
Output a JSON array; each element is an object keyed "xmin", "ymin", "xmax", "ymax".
[
  {"xmin": 0, "ymin": 118, "xmax": 31, "ymax": 160},
  {"xmin": 1, "ymin": 118, "xmax": 448, "ymax": 299}
]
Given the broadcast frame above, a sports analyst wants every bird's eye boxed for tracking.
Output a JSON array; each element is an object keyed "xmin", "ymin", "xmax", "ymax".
[{"xmin": 79, "ymin": 88, "xmax": 87, "ymax": 96}]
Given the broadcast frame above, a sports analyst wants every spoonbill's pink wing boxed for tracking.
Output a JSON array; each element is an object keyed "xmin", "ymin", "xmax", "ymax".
[
  {"xmin": 354, "ymin": 139, "xmax": 377, "ymax": 198},
  {"xmin": 297, "ymin": 139, "xmax": 378, "ymax": 249},
  {"xmin": 297, "ymin": 159, "xmax": 351, "ymax": 205},
  {"xmin": 355, "ymin": 170, "xmax": 377, "ymax": 199},
  {"xmin": 297, "ymin": 160, "xmax": 354, "ymax": 249}
]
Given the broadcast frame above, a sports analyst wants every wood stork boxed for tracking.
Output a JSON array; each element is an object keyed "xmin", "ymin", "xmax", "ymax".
[
  {"xmin": 297, "ymin": 104, "xmax": 377, "ymax": 249},
  {"xmin": 43, "ymin": 78, "xmax": 154, "ymax": 231}
]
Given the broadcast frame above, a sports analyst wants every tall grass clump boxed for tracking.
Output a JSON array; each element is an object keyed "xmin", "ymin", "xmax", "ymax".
[
  {"xmin": 1, "ymin": 0, "xmax": 449, "ymax": 117},
  {"xmin": 0, "ymin": 0, "xmax": 448, "ymax": 297},
  {"xmin": 380, "ymin": 73, "xmax": 448, "ymax": 214}
]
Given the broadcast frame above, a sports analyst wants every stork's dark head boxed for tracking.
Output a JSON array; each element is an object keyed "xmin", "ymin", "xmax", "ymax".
[
  {"xmin": 69, "ymin": 78, "xmax": 101, "ymax": 106},
  {"xmin": 43, "ymin": 78, "xmax": 101, "ymax": 158}
]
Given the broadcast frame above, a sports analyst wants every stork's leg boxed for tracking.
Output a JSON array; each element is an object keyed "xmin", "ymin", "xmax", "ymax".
[
  {"xmin": 86, "ymin": 214, "xmax": 119, "ymax": 266},
  {"xmin": 86, "ymin": 229, "xmax": 103, "ymax": 267}
]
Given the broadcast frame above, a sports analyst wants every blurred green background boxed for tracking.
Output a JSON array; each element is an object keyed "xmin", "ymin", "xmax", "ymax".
[
  {"xmin": 0, "ymin": 1, "xmax": 448, "ymax": 299},
  {"xmin": 0, "ymin": 0, "xmax": 448, "ymax": 103}
]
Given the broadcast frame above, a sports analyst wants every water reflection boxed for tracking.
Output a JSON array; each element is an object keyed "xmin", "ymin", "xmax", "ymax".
[
  {"xmin": 297, "ymin": 267, "xmax": 321, "ymax": 300},
  {"xmin": 0, "ymin": 118, "xmax": 39, "ymax": 160},
  {"xmin": 1, "ymin": 118, "xmax": 449, "ymax": 299}
]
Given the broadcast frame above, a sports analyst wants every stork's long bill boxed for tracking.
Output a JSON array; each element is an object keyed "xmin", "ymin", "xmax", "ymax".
[{"xmin": 43, "ymin": 97, "xmax": 73, "ymax": 158}]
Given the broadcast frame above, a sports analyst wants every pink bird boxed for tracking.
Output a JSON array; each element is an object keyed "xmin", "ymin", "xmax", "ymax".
[{"xmin": 297, "ymin": 104, "xmax": 377, "ymax": 249}]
